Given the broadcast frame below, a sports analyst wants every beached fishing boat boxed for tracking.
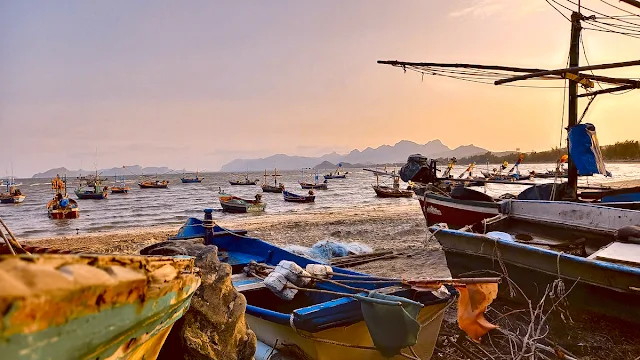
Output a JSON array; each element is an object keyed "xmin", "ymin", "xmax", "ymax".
[
  {"xmin": 432, "ymin": 199, "xmax": 640, "ymax": 323},
  {"xmin": 0, "ymin": 178, "xmax": 25, "ymax": 204},
  {"xmin": 261, "ymin": 169, "xmax": 284, "ymax": 193},
  {"xmin": 283, "ymin": 189, "xmax": 315, "ymax": 203},
  {"xmin": 110, "ymin": 175, "xmax": 130, "ymax": 193},
  {"xmin": 181, "ymin": 170, "xmax": 204, "ymax": 183},
  {"xmin": 168, "ymin": 209, "xmax": 470, "ymax": 360},
  {"xmin": 0, "ymin": 252, "xmax": 201, "ymax": 360},
  {"xmin": 219, "ymin": 193, "xmax": 266, "ymax": 213},
  {"xmin": 324, "ymin": 163, "xmax": 347, "ymax": 179},
  {"xmin": 47, "ymin": 175, "xmax": 79, "ymax": 219},
  {"xmin": 74, "ymin": 171, "xmax": 108, "ymax": 199}
]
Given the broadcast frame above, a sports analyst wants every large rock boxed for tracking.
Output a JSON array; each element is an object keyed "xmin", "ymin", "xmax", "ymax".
[{"xmin": 142, "ymin": 239, "xmax": 256, "ymax": 360}]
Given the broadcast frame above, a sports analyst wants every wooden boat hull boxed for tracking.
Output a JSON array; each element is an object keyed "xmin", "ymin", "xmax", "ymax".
[
  {"xmin": 300, "ymin": 182, "xmax": 328, "ymax": 190},
  {"xmin": 372, "ymin": 185, "xmax": 413, "ymax": 198},
  {"xmin": 181, "ymin": 178, "xmax": 203, "ymax": 183},
  {"xmin": 261, "ymin": 185, "xmax": 284, "ymax": 193},
  {"xmin": 138, "ymin": 183, "xmax": 168, "ymax": 189},
  {"xmin": 246, "ymin": 300, "xmax": 448, "ymax": 360},
  {"xmin": 283, "ymin": 190, "xmax": 315, "ymax": 203},
  {"xmin": 417, "ymin": 192, "xmax": 500, "ymax": 228},
  {"xmin": 110, "ymin": 187, "xmax": 130, "ymax": 194},
  {"xmin": 48, "ymin": 208, "xmax": 80, "ymax": 219},
  {"xmin": 323, "ymin": 174, "xmax": 346, "ymax": 179},
  {"xmin": 434, "ymin": 200, "xmax": 640, "ymax": 323},
  {"xmin": 219, "ymin": 196, "xmax": 266, "ymax": 213},
  {"xmin": 0, "ymin": 195, "xmax": 26, "ymax": 204},
  {"xmin": 229, "ymin": 180, "xmax": 259, "ymax": 185},
  {"xmin": 75, "ymin": 190, "xmax": 108, "ymax": 200},
  {"xmin": 0, "ymin": 254, "xmax": 200, "ymax": 360}
]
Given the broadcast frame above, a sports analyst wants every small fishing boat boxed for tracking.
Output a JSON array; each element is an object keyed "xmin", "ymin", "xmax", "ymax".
[
  {"xmin": 283, "ymin": 189, "xmax": 315, "ymax": 203},
  {"xmin": 432, "ymin": 199, "xmax": 640, "ymax": 323},
  {"xmin": 365, "ymin": 168, "xmax": 413, "ymax": 198},
  {"xmin": 0, "ymin": 178, "xmax": 25, "ymax": 204},
  {"xmin": 166, "ymin": 209, "xmax": 488, "ymax": 360},
  {"xmin": 230, "ymin": 171, "xmax": 259, "ymax": 185},
  {"xmin": 299, "ymin": 168, "xmax": 328, "ymax": 190},
  {"xmin": 219, "ymin": 192, "xmax": 266, "ymax": 213},
  {"xmin": 323, "ymin": 163, "xmax": 347, "ymax": 179},
  {"xmin": 110, "ymin": 174, "xmax": 131, "ymax": 193},
  {"xmin": 181, "ymin": 170, "xmax": 204, "ymax": 183},
  {"xmin": 47, "ymin": 175, "xmax": 80, "ymax": 219},
  {"xmin": 0, "ymin": 249, "xmax": 200, "ymax": 360},
  {"xmin": 74, "ymin": 172, "xmax": 108, "ymax": 200},
  {"xmin": 138, "ymin": 177, "xmax": 169, "ymax": 188},
  {"xmin": 261, "ymin": 169, "xmax": 284, "ymax": 193}
]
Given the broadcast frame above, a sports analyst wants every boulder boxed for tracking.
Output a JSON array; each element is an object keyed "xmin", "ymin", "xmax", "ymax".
[{"xmin": 142, "ymin": 239, "xmax": 257, "ymax": 360}]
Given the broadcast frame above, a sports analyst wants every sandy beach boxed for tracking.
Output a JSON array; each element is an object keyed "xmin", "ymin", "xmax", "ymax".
[{"xmin": 27, "ymin": 203, "xmax": 451, "ymax": 279}]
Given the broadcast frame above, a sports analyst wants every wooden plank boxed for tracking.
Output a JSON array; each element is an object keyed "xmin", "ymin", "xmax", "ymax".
[
  {"xmin": 231, "ymin": 273, "xmax": 265, "ymax": 292},
  {"xmin": 590, "ymin": 242, "xmax": 640, "ymax": 267}
]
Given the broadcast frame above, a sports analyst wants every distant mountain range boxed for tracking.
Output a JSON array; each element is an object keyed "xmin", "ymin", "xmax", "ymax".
[
  {"xmin": 220, "ymin": 140, "xmax": 488, "ymax": 172},
  {"xmin": 32, "ymin": 166, "xmax": 175, "ymax": 179}
]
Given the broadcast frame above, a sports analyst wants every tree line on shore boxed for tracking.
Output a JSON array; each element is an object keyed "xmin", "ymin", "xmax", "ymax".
[{"xmin": 440, "ymin": 140, "xmax": 640, "ymax": 165}]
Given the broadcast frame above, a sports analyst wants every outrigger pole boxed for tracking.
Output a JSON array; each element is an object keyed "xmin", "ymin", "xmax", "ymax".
[{"xmin": 378, "ymin": 9, "xmax": 640, "ymax": 200}]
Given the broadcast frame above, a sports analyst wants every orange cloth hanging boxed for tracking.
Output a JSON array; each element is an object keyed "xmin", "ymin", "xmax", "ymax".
[{"xmin": 455, "ymin": 283, "xmax": 499, "ymax": 342}]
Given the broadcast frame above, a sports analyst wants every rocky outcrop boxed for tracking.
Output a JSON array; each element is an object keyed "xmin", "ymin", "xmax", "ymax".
[{"xmin": 142, "ymin": 239, "xmax": 256, "ymax": 360}]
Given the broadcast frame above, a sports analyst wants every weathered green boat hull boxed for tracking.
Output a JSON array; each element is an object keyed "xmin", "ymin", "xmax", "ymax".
[{"xmin": 3, "ymin": 285, "xmax": 197, "ymax": 360}]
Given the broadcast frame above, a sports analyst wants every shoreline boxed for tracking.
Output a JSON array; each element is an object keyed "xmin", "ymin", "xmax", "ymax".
[{"xmin": 25, "ymin": 203, "xmax": 450, "ymax": 278}]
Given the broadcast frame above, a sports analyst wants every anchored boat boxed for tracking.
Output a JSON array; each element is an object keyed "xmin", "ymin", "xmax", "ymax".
[
  {"xmin": 47, "ymin": 175, "xmax": 79, "ymax": 219},
  {"xmin": 74, "ymin": 171, "xmax": 108, "ymax": 200},
  {"xmin": 0, "ymin": 178, "xmax": 25, "ymax": 204},
  {"xmin": 283, "ymin": 189, "xmax": 315, "ymax": 203},
  {"xmin": 219, "ymin": 192, "xmax": 266, "ymax": 213},
  {"xmin": 181, "ymin": 170, "xmax": 204, "ymax": 183},
  {"xmin": 299, "ymin": 168, "xmax": 328, "ymax": 190},
  {"xmin": 261, "ymin": 169, "xmax": 285, "ymax": 193},
  {"xmin": 364, "ymin": 168, "xmax": 413, "ymax": 198},
  {"xmin": 323, "ymin": 163, "xmax": 347, "ymax": 179},
  {"xmin": 110, "ymin": 175, "xmax": 131, "ymax": 193}
]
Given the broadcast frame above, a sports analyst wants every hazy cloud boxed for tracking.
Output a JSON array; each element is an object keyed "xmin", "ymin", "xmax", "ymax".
[{"xmin": 450, "ymin": 0, "xmax": 546, "ymax": 18}]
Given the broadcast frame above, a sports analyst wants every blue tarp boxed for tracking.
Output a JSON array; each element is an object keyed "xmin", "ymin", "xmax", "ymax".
[{"xmin": 568, "ymin": 123, "xmax": 608, "ymax": 176}]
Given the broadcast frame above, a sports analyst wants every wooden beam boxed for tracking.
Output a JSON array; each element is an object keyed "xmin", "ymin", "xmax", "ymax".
[
  {"xmin": 564, "ymin": 73, "xmax": 594, "ymax": 88},
  {"xmin": 620, "ymin": 0, "xmax": 640, "ymax": 10},
  {"xmin": 377, "ymin": 60, "xmax": 548, "ymax": 74},
  {"xmin": 577, "ymin": 84, "xmax": 638, "ymax": 97},
  {"xmin": 495, "ymin": 59, "xmax": 640, "ymax": 85}
]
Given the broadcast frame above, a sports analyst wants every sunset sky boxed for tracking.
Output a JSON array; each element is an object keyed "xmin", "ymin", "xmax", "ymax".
[{"xmin": 2, "ymin": 0, "xmax": 639, "ymax": 177}]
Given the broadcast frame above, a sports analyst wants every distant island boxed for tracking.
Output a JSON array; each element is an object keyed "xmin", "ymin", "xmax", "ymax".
[
  {"xmin": 32, "ymin": 165, "xmax": 176, "ymax": 179},
  {"xmin": 220, "ymin": 140, "xmax": 489, "ymax": 172}
]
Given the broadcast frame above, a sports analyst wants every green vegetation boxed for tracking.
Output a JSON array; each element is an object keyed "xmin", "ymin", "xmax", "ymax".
[{"xmin": 442, "ymin": 140, "xmax": 640, "ymax": 164}]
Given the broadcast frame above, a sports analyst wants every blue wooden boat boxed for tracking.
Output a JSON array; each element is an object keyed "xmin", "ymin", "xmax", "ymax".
[
  {"xmin": 171, "ymin": 209, "xmax": 456, "ymax": 360},
  {"xmin": 0, "ymin": 252, "xmax": 200, "ymax": 360},
  {"xmin": 432, "ymin": 199, "xmax": 640, "ymax": 324},
  {"xmin": 181, "ymin": 170, "xmax": 204, "ymax": 183},
  {"xmin": 283, "ymin": 190, "xmax": 315, "ymax": 203},
  {"xmin": 74, "ymin": 171, "xmax": 108, "ymax": 199},
  {"xmin": 323, "ymin": 164, "xmax": 348, "ymax": 179}
]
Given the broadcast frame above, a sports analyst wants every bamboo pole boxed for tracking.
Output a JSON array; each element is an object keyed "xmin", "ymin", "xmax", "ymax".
[
  {"xmin": 495, "ymin": 59, "xmax": 640, "ymax": 85},
  {"xmin": 0, "ymin": 217, "xmax": 27, "ymax": 254}
]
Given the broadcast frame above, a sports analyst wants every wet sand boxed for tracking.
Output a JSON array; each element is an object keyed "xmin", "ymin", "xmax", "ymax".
[{"xmin": 27, "ymin": 203, "xmax": 451, "ymax": 279}]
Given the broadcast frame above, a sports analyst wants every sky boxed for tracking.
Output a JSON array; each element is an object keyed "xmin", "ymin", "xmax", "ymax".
[{"xmin": 1, "ymin": 0, "xmax": 639, "ymax": 177}]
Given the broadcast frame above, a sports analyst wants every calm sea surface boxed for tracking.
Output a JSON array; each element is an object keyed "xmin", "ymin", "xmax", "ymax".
[{"xmin": 1, "ymin": 163, "xmax": 639, "ymax": 239}]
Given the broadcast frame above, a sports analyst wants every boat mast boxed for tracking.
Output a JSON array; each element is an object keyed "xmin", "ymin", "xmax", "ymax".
[{"xmin": 566, "ymin": 11, "xmax": 582, "ymax": 200}]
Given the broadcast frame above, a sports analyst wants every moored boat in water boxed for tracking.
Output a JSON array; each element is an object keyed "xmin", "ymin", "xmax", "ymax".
[
  {"xmin": 74, "ymin": 171, "xmax": 108, "ymax": 200},
  {"xmin": 365, "ymin": 168, "xmax": 413, "ymax": 198},
  {"xmin": 181, "ymin": 170, "xmax": 204, "ymax": 183},
  {"xmin": 110, "ymin": 175, "xmax": 131, "ymax": 193},
  {"xmin": 299, "ymin": 168, "xmax": 328, "ymax": 190},
  {"xmin": 323, "ymin": 163, "xmax": 347, "ymax": 179},
  {"xmin": 219, "ymin": 192, "xmax": 266, "ymax": 213},
  {"xmin": 0, "ymin": 178, "xmax": 25, "ymax": 204},
  {"xmin": 230, "ymin": 171, "xmax": 259, "ymax": 185},
  {"xmin": 261, "ymin": 169, "xmax": 284, "ymax": 193},
  {"xmin": 283, "ymin": 189, "xmax": 315, "ymax": 203},
  {"xmin": 139, "ymin": 178, "xmax": 169, "ymax": 188},
  {"xmin": 47, "ymin": 175, "xmax": 79, "ymax": 219},
  {"xmin": 431, "ymin": 199, "xmax": 640, "ymax": 323}
]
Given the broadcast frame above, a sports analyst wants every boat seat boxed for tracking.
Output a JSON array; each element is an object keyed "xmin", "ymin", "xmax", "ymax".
[
  {"xmin": 231, "ymin": 273, "xmax": 265, "ymax": 293},
  {"xmin": 587, "ymin": 242, "xmax": 640, "ymax": 267}
]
